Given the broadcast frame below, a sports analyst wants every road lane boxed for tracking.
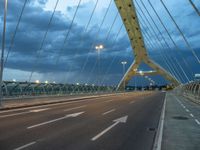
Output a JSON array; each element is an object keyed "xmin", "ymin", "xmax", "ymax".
[{"xmin": 0, "ymin": 92, "xmax": 164, "ymax": 150}]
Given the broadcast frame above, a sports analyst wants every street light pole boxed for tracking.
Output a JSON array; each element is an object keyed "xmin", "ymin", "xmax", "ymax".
[
  {"xmin": 121, "ymin": 61, "xmax": 127, "ymax": 92},
  {"xmin": 95, "ymin": 45, "xmax": 104, "ymax": 93},
  {"xmin": 0, "ymin": 0, "xmax": 8, "ymax": 107}
]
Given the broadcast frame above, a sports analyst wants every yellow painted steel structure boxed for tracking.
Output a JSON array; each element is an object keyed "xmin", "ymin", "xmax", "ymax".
[{"xmin": 114, "ymin": 0, "xmax": 180, "ymax": 90}]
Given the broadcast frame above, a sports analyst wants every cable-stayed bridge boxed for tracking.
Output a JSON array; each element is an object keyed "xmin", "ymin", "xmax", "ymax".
[{"xmin": 0, "ymin": 0, "xmax": 199, "ymax": 150}]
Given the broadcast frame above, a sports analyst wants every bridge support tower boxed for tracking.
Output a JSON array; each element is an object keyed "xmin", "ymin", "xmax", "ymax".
[{"xmin": 114, "ymin": 0, "xmax": 180, "ymax": 90}]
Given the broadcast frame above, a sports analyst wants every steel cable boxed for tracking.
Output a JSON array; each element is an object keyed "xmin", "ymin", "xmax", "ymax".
[{"xmin": 188, "ymin": 0, "xmax": 200, "ymax": 16}]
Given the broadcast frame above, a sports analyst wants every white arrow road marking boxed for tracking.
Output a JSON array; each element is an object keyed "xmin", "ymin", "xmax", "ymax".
[
  {"xmin": 102, "ymin": 109, "xmax": 115, "ymax": 115},
  {"xmin": 91, "ymin": 115, "xmax": 128, "ymax": 141},
  {"xmin": 27, "ymin": 112, "xmax": 84, "ymax": 129},
  {"xmin": 29, "ymin": 108, "xmax": 50, "ymax": 113}
]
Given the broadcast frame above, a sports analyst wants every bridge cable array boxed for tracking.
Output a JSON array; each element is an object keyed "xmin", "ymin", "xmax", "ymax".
[
  {"xmin": 63, "ymin": 0, "xmax": 99, "ymax": 84},
  {"xmin": 54, "ymin": 0, "xmax": 82, "ymax": 66},
  {"xmin": 160, "ymin": 0, "xmax": 200, "ymax": 64},
  {"xmin": 135, "ymin": 0, "xmax": 182, "ymax": 83},
  {"xmin": 28, "ymin": 0, "xmax": 60, "ymax": 82},
  {"xmin": 147, "ymin": 0, "xmax": 194, "ymax": 79},
  {"xmin": 86, "ymin": 12, "xmax": 119, "ymax": 86},
  {"xmin": 137, "ymin": 0, "xmax": 190, "ymax": 83},
  {"xmin": 76, "ymin": 0, "xmax": 113, "ymax": 83}
]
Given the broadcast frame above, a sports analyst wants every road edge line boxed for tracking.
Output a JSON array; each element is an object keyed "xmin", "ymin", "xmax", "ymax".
[{"xmin": 153, "ymin": 93, "xmax": 167, "ymax": 150}]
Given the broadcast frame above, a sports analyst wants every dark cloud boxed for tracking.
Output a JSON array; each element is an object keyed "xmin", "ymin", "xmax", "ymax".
[{"xmin": 0, "ymin": 0, "xmax": 199, "ymax": 85}]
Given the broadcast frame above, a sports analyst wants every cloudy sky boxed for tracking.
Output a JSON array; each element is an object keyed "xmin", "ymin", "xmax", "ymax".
[{"xmin": 0, "ymin": 0, "xmax": 199, "ymax": 86}]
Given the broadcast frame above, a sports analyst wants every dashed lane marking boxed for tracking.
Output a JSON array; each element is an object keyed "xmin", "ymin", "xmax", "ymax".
[
  {"xmin": 14, "ymin": 141, "xmax": 36, "ymax": 150},
  {"xmin": 102, "ymin": 109, "xmax": 115, "ymax": 115}
]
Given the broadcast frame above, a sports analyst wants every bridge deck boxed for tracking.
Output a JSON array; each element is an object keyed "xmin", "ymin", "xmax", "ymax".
[{"xmin": 0, "ymin": 92, "xmax": 199, "ymax": 150}]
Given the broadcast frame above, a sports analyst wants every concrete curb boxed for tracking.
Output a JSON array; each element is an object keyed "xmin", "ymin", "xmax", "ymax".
[
  {"xmin": 153, "ymin": 93, "xmax": 167, "ymax": 150},
  {"xmin": 0, "ymin": 93, "xmax": 122, "ymax": 111}
]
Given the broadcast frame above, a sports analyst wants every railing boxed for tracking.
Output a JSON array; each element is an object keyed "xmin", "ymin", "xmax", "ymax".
[
  {"xmin": 175, "ymin": 81, "xmax": 200, "ymax": 104},
  {"xmin": 1, "ymin": 81, "xmax": 116, "ymax": 99}
]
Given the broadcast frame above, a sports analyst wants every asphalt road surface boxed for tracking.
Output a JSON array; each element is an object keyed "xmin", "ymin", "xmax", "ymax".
[{"xmin": 0, "ymin": 92, "xmax": 165, "ymax": 150}]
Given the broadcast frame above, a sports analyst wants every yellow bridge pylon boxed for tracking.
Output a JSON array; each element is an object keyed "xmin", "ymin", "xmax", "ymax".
[{"xmin": 114, "ymin": 0, "xmax": 180, "ymax": 90}]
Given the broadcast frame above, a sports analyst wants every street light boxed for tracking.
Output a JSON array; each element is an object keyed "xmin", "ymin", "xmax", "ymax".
[
  {"xmin": 95, "ymin": 44, "xmax": 104, "ymax": 93},
  {"xmin": 139, "ymin": 70, "xmax": 144, "ymax": 76},
  {"xmin": 35, "ymin": 80, "xmax": 40, "ymax": 84},
  {"xmin": 121, "ymin": 61, "xmax": 127, "ymax": 92}
]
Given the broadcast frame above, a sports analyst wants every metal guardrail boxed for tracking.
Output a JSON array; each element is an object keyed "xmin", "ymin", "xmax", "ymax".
[{"xmin": 175, "ymin": 81, "xmax": 200, "ymax": 104}]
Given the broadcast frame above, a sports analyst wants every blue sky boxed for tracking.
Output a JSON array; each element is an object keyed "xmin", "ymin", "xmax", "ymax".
[{"xmin": 0, "ymin": 0, "xmax": 199, "ymax": 86}]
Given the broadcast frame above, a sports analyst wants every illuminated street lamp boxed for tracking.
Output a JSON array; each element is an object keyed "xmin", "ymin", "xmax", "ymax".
[
  {"xmin": 139, "ymin": 70, "xmax": 144, "ymax": 76},
  {"xmin": 45, "ymin": 80, "xmax": 48, "ymax": 84},
  {"xmin": 134, "ymin": 68, "xmax": 138, "ymax": 72},
  {"xmin": 121, "ymin": 61, "xmax": 127, "ymax": 92},
  {"xmin": 95, "ymin": 44, "xmax": 104, "ymax": 93},
  {"xmin": 35, "ymin": 80, "xmax": 40, "ymax": 84},
  {"xmin": 12, "ymin": 79, "xmax": 16, "ymax": 82}
]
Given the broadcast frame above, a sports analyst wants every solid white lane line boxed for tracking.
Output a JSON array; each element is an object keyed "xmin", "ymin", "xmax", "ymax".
[
  {"xmin": 129, "ymin": 101, "xmax": 135, "ymax": 104},
  {"xmin": 64, "ymin": 105, "xmax": 86, "ymax": 112},
  {"xmin": 102, "ymin": 109, "xmax": 115, "ymax": 115},
  {"xmin": 153, "ymin": 93, "xmax": 167, "ymax": 150},
  {"xmin": 195, "ymin": 119, "xmax": 200, "ymax": 125},
  {"xmin": 29, "ymin": 108, "xmax": 50, "ymax": 113},
  {"xmin": 190, "ymin": 113, "xmax": 194, "ymax": 118},
  {"xmin": 14, "ymin": 141, "xmax": 36, "ymax": 150},
  {"xmin": 27, "ymin": 111, "xmax": 84, "ymax": 129},
  {"xmin": 0, "ymin": 112, "xmax": 30, "ymax": 118}
]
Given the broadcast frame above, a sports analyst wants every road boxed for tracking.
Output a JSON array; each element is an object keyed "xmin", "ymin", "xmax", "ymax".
[{"xmin": 0, "ymin": 92, "xmax": 165, "ymax": 150}]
